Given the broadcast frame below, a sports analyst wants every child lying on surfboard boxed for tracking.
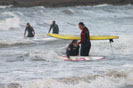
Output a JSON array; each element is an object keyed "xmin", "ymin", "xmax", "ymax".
[{"xmin": 66, "ymin": 40, "xmax": 80, "ymax": 60}]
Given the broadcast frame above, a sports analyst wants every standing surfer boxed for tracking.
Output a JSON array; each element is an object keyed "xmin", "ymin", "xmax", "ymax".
[
  {"xmin": 48, "ymin": 21, "xmax": 59, "ymax": 34},
  {"xmin": 24, "ymin": 23, "xmax": 35, "ymax": 37},
  {"xmin": 78, "ymin": 22, "xmax": 91, "ymax": 56}
]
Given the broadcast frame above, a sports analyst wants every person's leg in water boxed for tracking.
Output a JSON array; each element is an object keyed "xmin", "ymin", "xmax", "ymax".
[{"xmin": 80, "ymin": 43, "xmax": 91, "ymax": 56}]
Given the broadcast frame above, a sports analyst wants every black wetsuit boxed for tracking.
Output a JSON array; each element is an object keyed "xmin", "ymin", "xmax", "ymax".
[
  {"xmin": 78, "ymin": 27, "xmax": 91, "ymax": 56},
  {"xmin": 25, "ymin": 27, "xmax": 34, "ymax": 37},
  {"xmin": 66, "ymin": 43, "xmax": 80, "ymax": 58},
  {"xmin": 49, "ymin": 24, "xmax": 59, "ymax": 34}
]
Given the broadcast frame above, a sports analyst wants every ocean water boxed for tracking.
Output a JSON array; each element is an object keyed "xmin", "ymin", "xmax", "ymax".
[{"xmin": 0, "ymin": 4, "xmax": 133, "ymax": 88}]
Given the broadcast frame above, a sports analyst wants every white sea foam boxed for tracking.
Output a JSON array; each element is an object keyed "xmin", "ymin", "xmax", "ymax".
[
  {"xmin": 3, "ymin": 68, "xmax": 130, "ymax": 88},
  {"xmin": 0, "ymin": 12, "xmax": 21, "ymax": 30},
  {"xmin": 94, "ymin": 4, "xmax": 110, "ymax": 7},
  {"xmin": 29, "ymin": 50, "xmax": 60, "ymax": 61},
  {"xmin": 0, "ymin": 5, "xmax": 133, "ymax": 88},
  {"xmin": 0, "ymin": 5, "xmax": 12, "ymax": 9},
  {"xmin": 90, "ymin": 35, "xmax": 133, "ymax": 57}
]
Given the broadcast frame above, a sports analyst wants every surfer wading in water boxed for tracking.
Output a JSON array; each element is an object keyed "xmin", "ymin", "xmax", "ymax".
[
  {"xmin": 78, "ymin": 22, "xmax": 91, "ymax": 56},
  {"xmin": 48, "ymin": 21, "xmax": 59, "ymax": 34},
  {"xmin": 24, "ymin": 23, "xmax": 35, "ymax": 37},
  {"xmin": 66, "ymin": 40, "xmax": 80, "ymax": 60}
]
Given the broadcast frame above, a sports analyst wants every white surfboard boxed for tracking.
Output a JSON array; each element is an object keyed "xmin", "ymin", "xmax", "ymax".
[{"xmin": 61, "ymin": 56, "xmax": 104, "ymax": 61}]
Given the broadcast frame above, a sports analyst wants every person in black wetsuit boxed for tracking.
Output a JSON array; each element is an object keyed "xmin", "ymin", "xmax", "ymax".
[
  {"xmin": 24, "ymin": 23, "xmax": 35, "ymax": 37},
  {"xmin": 78, "ymin": 22, "xmax": 91, "ymax": 56},
  {"xmin": 48, "ymin": 21, "xmax": 59, "ymax": 34},
  {"xmin": 66, "ymin": 40, "xmax": 80, "ymax": 60}
]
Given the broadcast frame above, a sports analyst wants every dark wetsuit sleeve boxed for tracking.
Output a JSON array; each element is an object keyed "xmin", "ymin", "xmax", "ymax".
[
  {"xmin": 32, "ymin": 27, "xmax": 35, "ymax": 35},
  {"xmin": 32, "ymin": 27, "xmax": 35, "ymax": 32},
  {"xmin": 49, "ymin": 25, "xmax": 53, "ymax": 33},
  {"xmin": 24, "ymin": 28, "xmax": 27, "ymax": 36},
  {"xmin": 25, "ymin": 27, "xmax": 28, "ymax": 31},
  {"xmin": 66, "ymin": 46, "xmax": 70, "ymax": 58},
  {"xmin": 56, "ymin": 25, "xmax": 59, "ymax": 34},
  {"xmin": 24, "ymin": 27, "xmax": 28, "ymax": 35},
  {"xmin": 77, "ymin": 45, "xmax": 80, "ymax": 55}
]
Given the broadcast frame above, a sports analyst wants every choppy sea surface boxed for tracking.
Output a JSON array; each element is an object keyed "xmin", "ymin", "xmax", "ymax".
[{"xmin": 0, "ymin": 4, "xmax": 133, "ymax": 88}]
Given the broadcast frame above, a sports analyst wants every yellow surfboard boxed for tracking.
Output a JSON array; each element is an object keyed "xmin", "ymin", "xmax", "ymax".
[{"xmin": 48, "ymin": 33, "xmax": 119, "ymax": 40}]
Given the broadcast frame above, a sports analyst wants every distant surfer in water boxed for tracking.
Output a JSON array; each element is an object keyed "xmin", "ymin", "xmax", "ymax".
[
  {"xmin": 66, "ymin": 40, "xmax": 80, "ymax": 60},
  {"xmin": 78, "ymin": 22, "xmax": 91, "ymax": 56},
  {"xmin": 24, "ymin": 23, "xmax": 35, "ymax": 37},
  {"xmin": 48, "ymin": 21, "xmax": 59, "ymax": 34}
]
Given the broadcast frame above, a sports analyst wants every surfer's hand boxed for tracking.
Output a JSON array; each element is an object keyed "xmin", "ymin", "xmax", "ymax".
[
  {"xmin": 67, "ymin": 48, "xmax": 70, "ymax": 51},
  {"xmin": 68, "ymin": 58, "xmax": 72, "ymax": 61}
]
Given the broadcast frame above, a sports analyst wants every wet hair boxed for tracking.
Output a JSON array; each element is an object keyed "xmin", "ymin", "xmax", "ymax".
[
  {"xmin": 27, "ymin": 23, "xmax": 30, "ymax": 25},
  {"xmin": 79, "ymin": 22, "xmax": 85, "ymax": 26},
  {"xmin": 26, "ymin": 23, "xmax": 31, "ymax": 28},
  {"xmin": 72, "ymin": 40, "xmax": 78, "ymax": 44},
  {"xmin": 53, "ymin": 21, "xmax": 56, "ymax": 23}
]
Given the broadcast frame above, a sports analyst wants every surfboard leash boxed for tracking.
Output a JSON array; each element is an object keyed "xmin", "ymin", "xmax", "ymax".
[{"xmin": 109, "ymin": 39, "xmax": 115, "ymax": 59}]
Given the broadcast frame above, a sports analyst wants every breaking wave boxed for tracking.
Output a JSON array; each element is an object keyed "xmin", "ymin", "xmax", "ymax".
[
  {"xmin": 0, "ymin": 5, "xmax": 12, "ymax": 9},
  {"xmin": 0, "ymin": 68, "xmax": 133, "ymax": 88},
  {"xmin": 0, "ymin": 12, "xmax": 21, "ymax": 30}
]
